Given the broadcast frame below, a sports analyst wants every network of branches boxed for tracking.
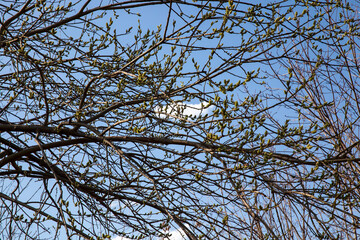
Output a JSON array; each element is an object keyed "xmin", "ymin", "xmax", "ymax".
[{"xmin": 0, "ymin": 0, "xmax": 360, "ymax": 239}]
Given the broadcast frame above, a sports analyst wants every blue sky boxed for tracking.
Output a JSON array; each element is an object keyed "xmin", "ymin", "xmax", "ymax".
[{"xmin": 2, "ymin": 0, "xmax": 359, "ymax": 239}]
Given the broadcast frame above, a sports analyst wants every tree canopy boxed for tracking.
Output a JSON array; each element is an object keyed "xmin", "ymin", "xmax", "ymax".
[{"xmin": 0, "ymin": 0, "xmax": 360, "ymax": 239}]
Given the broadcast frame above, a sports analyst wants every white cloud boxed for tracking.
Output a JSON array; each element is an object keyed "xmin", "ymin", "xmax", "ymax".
[
  {"xmin": 162, "ymin": 227, "xmax": 187, "ymax": 240},
  {"xmin": 110, "ymin": 200, "xmax": 139, "ymax": 210},
  {"xmin": 111, "ymin": 227, "xmax": 188, "ymax": 240},
  {"xmin": 112, "ymin": 236, "xmax": 132, "ymax": 240},
  {"xmin": 155, "ymin": 101, "xmax": 213, "ymax": 119}
]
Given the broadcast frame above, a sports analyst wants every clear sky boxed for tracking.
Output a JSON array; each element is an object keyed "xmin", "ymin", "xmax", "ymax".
[{"xmin": 2, "ymin": 0, "xmax": 358, "ymax": 239}]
